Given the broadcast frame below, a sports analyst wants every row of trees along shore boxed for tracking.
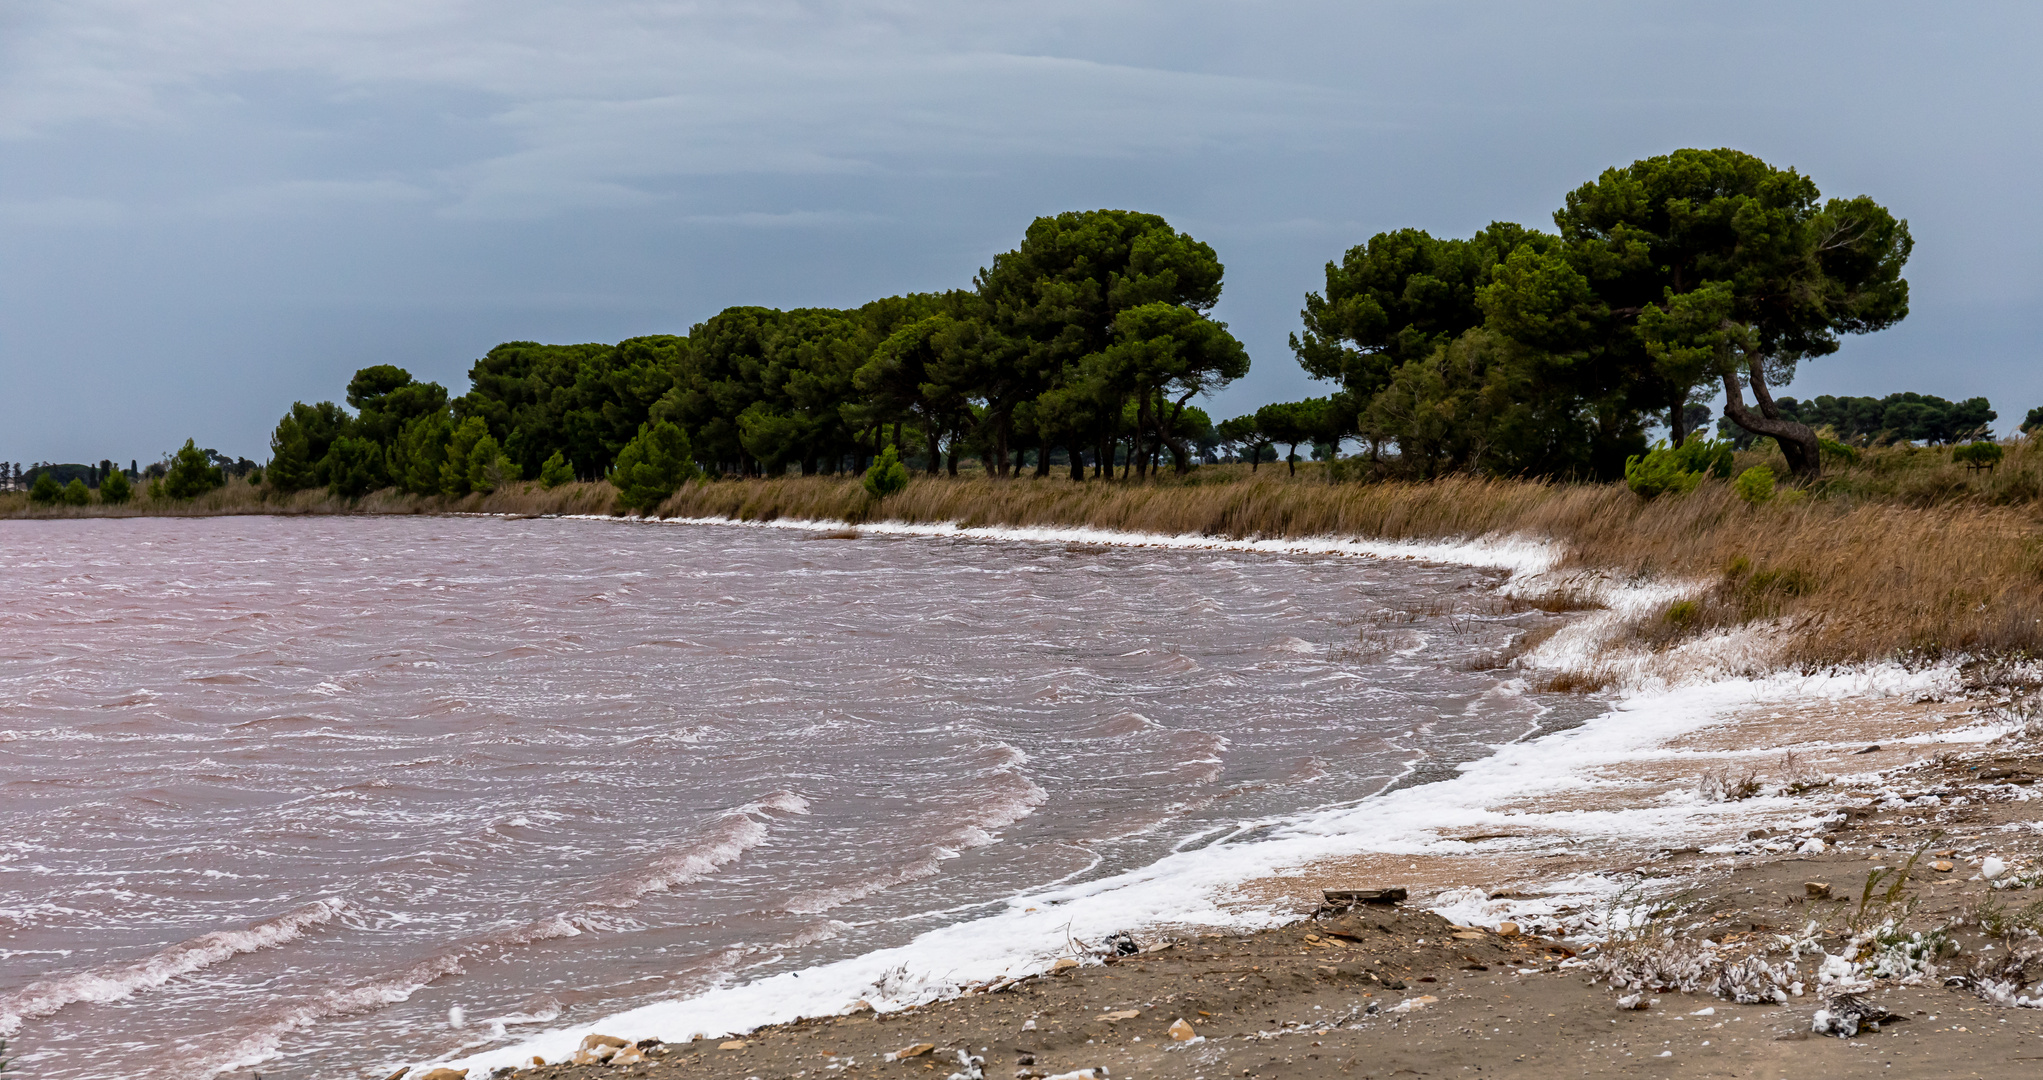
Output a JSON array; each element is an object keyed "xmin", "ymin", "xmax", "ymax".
[{"xmin": 253, "ymin": 148, "xmax": 1925, "ymax": 511}]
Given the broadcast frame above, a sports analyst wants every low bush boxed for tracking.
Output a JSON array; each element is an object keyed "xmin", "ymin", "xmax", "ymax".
[{"xmin": 1734, "ymin": 465, "xmax": 1776, "ymax": 506}]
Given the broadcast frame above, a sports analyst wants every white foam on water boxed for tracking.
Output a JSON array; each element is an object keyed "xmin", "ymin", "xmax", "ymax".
[
  {"xmin": 546, "ymin": 513, "xmax": 1563, "ymax": 577},
  {"xmin": 178, "ymin": 792, "xmax": 806, "ymax": 1079},
  {"xmin": 595, "ymin": 791, "xmax": 806, "ymax": 907},
  {"xmin": 433, "ymin": 657, "xmax": 1960, "ymax": 1077},
  {"xmin": 0, "ymin": 897, "xmax": 347, "ymax": 1036}
]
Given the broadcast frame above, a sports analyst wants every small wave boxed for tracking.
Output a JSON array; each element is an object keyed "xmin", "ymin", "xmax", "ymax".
[
  {"xmin": 186, "ymin": 672, "xmax": 259, "ymax": 685},
  {"xmin": 1092, "ymin": 711, "xmax": 1162, "ymax": 737},
  {"xmin": 596, "ymin": 791, "xmax": 806, "ymax": 907},
  {"xmin": 0, "ymin": 897, "xmax": 347, "ymax": 1036},
  {"xmin": 194, "ymin": 951, "xmax": 467, "ymax": 1080}
]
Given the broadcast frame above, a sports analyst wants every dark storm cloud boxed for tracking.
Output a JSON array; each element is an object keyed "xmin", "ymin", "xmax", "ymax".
[{"xmin": 3, "ymin": 2, "xmax": 2039, "ymax": 461}]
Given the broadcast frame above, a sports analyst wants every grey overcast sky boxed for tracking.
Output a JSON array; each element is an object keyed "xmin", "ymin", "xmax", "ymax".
[{"xmin": 3, "ymin": 1, "xmax": 2039, "ymax": 463}]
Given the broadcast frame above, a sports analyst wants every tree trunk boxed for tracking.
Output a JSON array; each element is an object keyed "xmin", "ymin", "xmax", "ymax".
[
  {"xmin": 1068, "ymin": 443, "xmax": 1085, "ymax": 481},
  {"xmin": 925, "ymin": 428, "xmax": 941, "ymax": 475},
  {"xmin": 1669, "ymin": 401, "xmax": 1690, "ymax": 447},
  {"xmin": 993, "ymin": 412, "xmax": 1011, "ymax": 478},
  {"xmin": 1721, "ymin": 362, "xmax": 1821, "ymax": 479}
]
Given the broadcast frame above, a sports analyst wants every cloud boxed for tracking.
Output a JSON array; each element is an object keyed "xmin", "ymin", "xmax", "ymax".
[{"xmin": 1, "ymin": 2, "xmax": 1361, "ymax": 219}]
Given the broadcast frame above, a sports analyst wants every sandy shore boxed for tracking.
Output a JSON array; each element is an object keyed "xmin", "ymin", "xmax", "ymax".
[{"xmin": 415, "ymin": 690, "xmax": 2043, "ymax": 1080}]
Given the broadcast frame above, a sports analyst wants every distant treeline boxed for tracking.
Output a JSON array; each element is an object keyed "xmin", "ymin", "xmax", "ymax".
[
  {"xmin": 1716, "ymin": 392, "xmax": 1996, "ymax": 449},
  {"xmin": 257, "ymin": 148, "xmax": 1933, "ymax": 502}
]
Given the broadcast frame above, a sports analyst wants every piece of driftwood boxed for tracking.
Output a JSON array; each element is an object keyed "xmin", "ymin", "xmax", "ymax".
[{"xmin": 1320, "ymin": 887, "xmax": 1406, "ymax": 912}]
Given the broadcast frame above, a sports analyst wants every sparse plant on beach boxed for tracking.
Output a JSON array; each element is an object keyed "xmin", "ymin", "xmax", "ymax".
[
  {"xmin": 1848, "ymin": 836, "xmax": 1935, "ymax": 936},
  {"xmin": 1698, "ymin": 763, "xmax": 1763, "ymax": 802},
  {"xmin": 1773, "ymin": 751, "xmax": 1829, "ymax": 795},
  {"xmin": 1589, "ymin": 885, "xmax": 1799, "ymax": 1004}
]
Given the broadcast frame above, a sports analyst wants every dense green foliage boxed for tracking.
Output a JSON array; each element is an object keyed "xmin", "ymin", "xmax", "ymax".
[
  {"xmin": 161, "ymin": 439, "xmax": 223, "ymax": 499},
  {"xmin": 100, "ymin": 465, "xmax": 132, "ymax": 504},
  {"xmin": 265, "ymin": 210, "xmax": 1250, "ymax": 496},
  {"xmin": 61, "ymin": 478, "xmax": 89, "ymax": 506},
  {"xmin": 862, "ymin": 445, "xmax": 910, "ymax": 500},
  {"xmin": 1953, "ymin": 441, "xmax": 2006, "ymax": 470},
  {"xmin": 610, "ymin": 421, "xmax": 697, "ymax": 512},
  {"xmin": 1624, "ymin": 445, "xmax": 1702, "ymax": 499},
  {"xmin": 1719, "ymin": 392, "xmax": 1995, "ymax": 448},
  {"xmin": 539, "ymin": 450, "xmax": 574, "ymax": 489},
  {"xmin": 1284, "ymin": 148, "xmax": 1912, "ymax": 480},
  {"xmin": 256, "ymin": 154, "xmax": 1921, "ymax": 494},
  {"xmin": 28, "ymin": 473, "xmax": 60, "ymax": 504},
  {"xmin": 1734, "ymin": 465, "xmax": 1777, "ymax": 505}
]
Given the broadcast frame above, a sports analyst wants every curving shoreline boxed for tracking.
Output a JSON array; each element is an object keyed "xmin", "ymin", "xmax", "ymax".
[{"xmin": 415, "ymin": 511, "xmax": 2043, "ymax": 1080}]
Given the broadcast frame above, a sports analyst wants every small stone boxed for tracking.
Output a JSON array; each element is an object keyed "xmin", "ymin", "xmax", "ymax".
[
  {"xmin": 611, "ymin": 1045, "xmax": 647, "ymax": 1065},
  {"xmin": 887, "ymin": 1043, "xmax": 936, "ymax": 1061},
  {"xmin": 417, "ymin": 1070, "xmax": 467, "ymax": 1080},
  {"xmin": 1496, "ymin": 922, "xmax": 1520, "ymax": 937},
  {"xmin": 384, "ymin": 1069, "xmax": 410, "ymax": 1080},
  {"xmin": 1051, "ymin": 957, "xmax": 1080, "ymax": 973},
  {"xmin": 571, "ymin": 1048, "xmax": 614, "ymax": 1066},
  {"xmin": 719, "ymin": 1040, "xmax": 750, "ymax": 1051},
  {"xmin": 1804, "ymin": 882, "xmax": 1832, "ymax": 900},
  {"xmin": 844, "ymin": 999, "xmax": 876, "ymax": 1014},
  {"xmin": 1450, "ymin": 931, "xmax": 1485, "ymax": 941},
  {"xmin": 581, "ymin": 1034, "xmax": 630, "ymax": 1051},
  {"xmin": 1168, "ymin": 1018, "xmax": 1197, "ymax": 1041},
  {"xmin": 1931, "ymin": 860, "xmax": 1955, "ymax": 873},
  {"xmin": 1094, "ymin": 1010, "xmax": 1140, "ymax": 1022},
  {"xmin": 530, "ymin": 1058, "xmax": 544, "ymax": 1067}
]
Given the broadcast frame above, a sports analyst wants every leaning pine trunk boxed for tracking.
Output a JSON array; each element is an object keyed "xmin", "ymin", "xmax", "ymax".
[{"xmin": 1721, "ymin": 364, "xmax": 1822, "ymax": 479}]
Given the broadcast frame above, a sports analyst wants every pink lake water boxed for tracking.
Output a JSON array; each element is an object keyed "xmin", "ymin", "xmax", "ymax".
[{"xmin": 0, "ymin": 515, "xmax": 1578, "ymax": 1079}]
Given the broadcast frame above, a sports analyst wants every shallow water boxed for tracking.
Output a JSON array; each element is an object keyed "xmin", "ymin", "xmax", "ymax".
[{"xmin": 0, "ymin": 515, "xmax": 1566, "ymax": 1079}]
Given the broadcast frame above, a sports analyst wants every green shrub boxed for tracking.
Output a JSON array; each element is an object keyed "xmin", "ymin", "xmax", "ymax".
[
  {"xmin": 1819, "ymin": 437, "xmax": 1860, "ymax": 464},
  {"xmin": 539, "ymin": 450, "xmax": 574, "ymax": 489},
  {"xmin": 100, "ymin": 467, "xmax": 132, "ymax": 504},
  {"xmin": 1734, "ymin": 465, "xmax": 1776, "ymax": 506},
  {"xmin": 161, "ymin": 439, "xmax": 223, "ymax": 499},
  {"xmin": 1669, "ymin": 435, "xmax": 1734, "ymax": 478},
  {"xmin": 61, "ymin": 478, "xmax": 89, "ymax": 506},
  {"xmin": 863, "ymin": 445, "xmax": 910, "ymax": 501},
  {"xmin": 611, "ymin": 420, "xmax": 698, "ymax": 512},
  {"xmin": 244, "ymin": 465, "xmax": 263, "ymax": 487},
  {"xmin": 1624, "ymin": 441, "xmax": 1702, "ymax": 499},
  {"xmin": 1664, "ymin": 599, "xmax": 1702, "ymax": 627},
  {"xmin": 1953, "ymin": 441, "xmax": 2005, "ymax": 471},
  {"xmin": 28, "ymin": 472, "xmax": 61, "ymax": 504}
]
